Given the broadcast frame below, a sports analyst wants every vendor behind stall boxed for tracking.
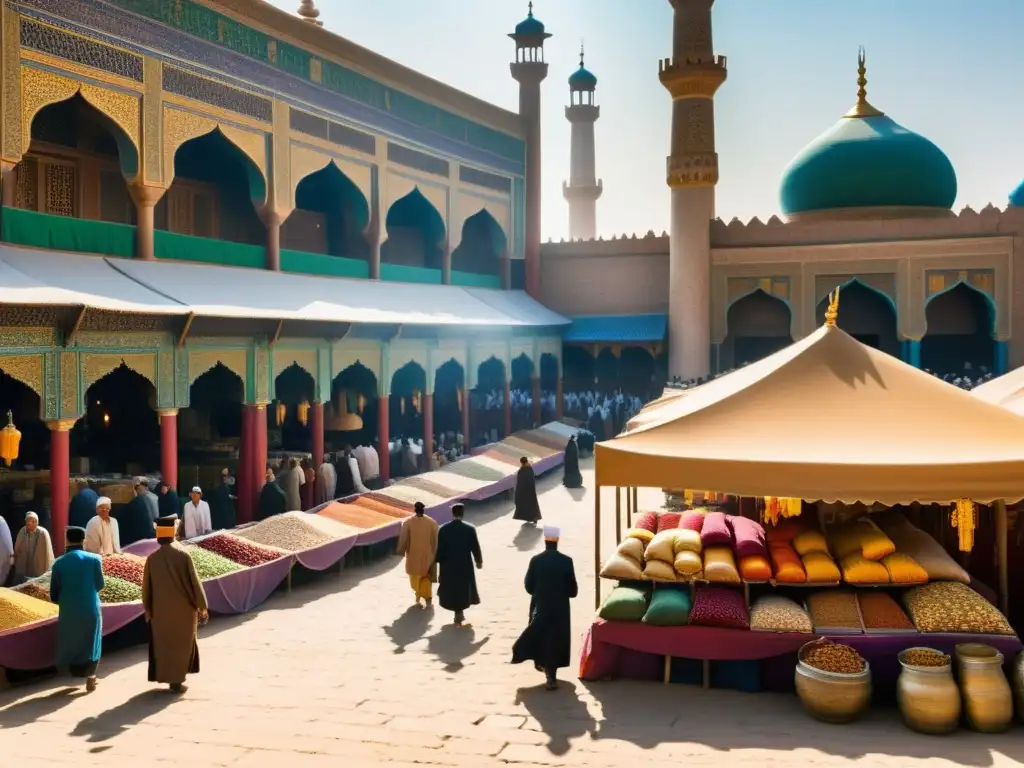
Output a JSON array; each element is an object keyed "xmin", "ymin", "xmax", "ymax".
[
  {"xmin": 68, "ymin": 480, "xmax": 98, "ymax": 530},
  {"xmin": 84, "ymin": 497, "xmax": 120, "ymax": 556},
  {"xmin": 115, "ymin": 483, "xmax": 157, "ymax": 547},
  {"xmin": 13, "ymin": 511, "xmax": 54, "ymax": 582}
]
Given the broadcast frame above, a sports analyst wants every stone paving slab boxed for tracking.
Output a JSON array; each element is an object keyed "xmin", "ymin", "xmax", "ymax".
[{"xmin": 2, "ymin": 463, "xmax": 1023, "ymax": 767}]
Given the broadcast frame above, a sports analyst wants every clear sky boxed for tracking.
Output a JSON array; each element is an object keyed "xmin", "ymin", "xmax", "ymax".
[{"xmin": 267, "ymin": 0, "xmax": 1024, "ymax": 241}]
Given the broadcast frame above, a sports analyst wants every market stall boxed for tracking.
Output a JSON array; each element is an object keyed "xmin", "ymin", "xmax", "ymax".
[{"xmin": 587, "ymin": 309, "xmax": 1024, "ymax": 727}]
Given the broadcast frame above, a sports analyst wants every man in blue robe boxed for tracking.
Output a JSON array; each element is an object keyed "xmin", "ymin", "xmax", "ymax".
[
  {"xmin": 68, "ymin": 480, "xmax": 99, "ymax": 529},
  {"xmin": 50, "ymin": 526, "xmax": 104, "ymax": 692}
]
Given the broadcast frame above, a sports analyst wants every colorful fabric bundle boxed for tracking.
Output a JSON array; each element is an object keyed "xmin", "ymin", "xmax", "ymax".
[
  {"xmin": 765, "ymin": 518, "xmax": 806, "ymax": 543},
  {"xmin": 793, "ymin": 529, "xmax": 829, "ymax": 557},
  {"xmin": 673, "ymin": 529, "xmax": 702, "ymax": 554},
  {"xmin": 875, "ymin": 516, "xmax": 970, "ymax": 583},
  {"xmin": 673, "ymin": 550, "xmax": 703, "ymax": 577},
  {"xmin": 624, "ymin": 527, "xmax": 655, "ymax": 545},
  {"xmin": 642, "ymin": 559, "xmax": 677, "ymax": 582},
  {"xmin": 768, "ymin": 541, "xmax": 806, "ymax": 583},
  {"xmin": 840, "ymin": 553, "xmax": 890, "ymax": 585},
  {"xmin": 634, "ymin": 511, "xmax": 659, "ymax": 533},
  {"xmin": 700, "ymin": 512, "xmax": 733, "ymax": 548},
  {"xmin": 689, "ymin": 586, "xmax": 749, "ymax": 630},
  {"xmin": 600, "ymin": 551, "xmax": 644, "ymax": 581},
  {"xmin": 642, "ymin": 587, "xmax": 692, "ymax": 626},
  {"xmin": 703, "ymin": 546, "xmax": 741, "ymax": 584},
  {"xmin": 645, "ymin": 530, "xmax": 681, "ymax": 563},
  {"xmin": 802, "ymin": 552, "xmax": 841, "ymax": 583},
  {"xmin": 679, "ymin": 512, "xmax": 706, "ymax": 533},
  {"xmin": 618, "ymin": 537, "xmax": 645, "ymax": 562},
  {"xmin": 738, "ymin": 554, "xmax": 772, "ymax": 582},
  {"xmin": 881, "ymin": 553, "xmax": 928, "ymax": 584},
  {"xmin": 598, "ymin": 585, "xmax": 650, "ymax": 622},
  {"xmin": 657, "ymin": 512, "xmax": 682, "ymax": 532},
  {"xmin": 727, "ymin": 516, "xmax": 767, "ymax": 559}
]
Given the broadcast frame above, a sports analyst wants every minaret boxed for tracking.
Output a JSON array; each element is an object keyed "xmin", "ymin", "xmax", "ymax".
[
  {"xmin": 562, "ymin": 45, "xmax": 602, "ymax": 240},
  {"xmin": 659, "ymin": 0, "xmax": 727, "ymax": 380},
  {"xmin": 509, "ymin": 2, "xmax": 550, "ymax": 297}
]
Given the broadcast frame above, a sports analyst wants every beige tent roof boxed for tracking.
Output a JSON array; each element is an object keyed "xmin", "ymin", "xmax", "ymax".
[
  {"xmin": 596, "ymin": 324, "xmax": 1024, "ymax": 503},
  {"xmin": 624, "ymin": 387, "xmax": 692, "ymax": 432},
  {"xmin": 970, "ymin": 369, "xmax": 1024, "ymax": 416}
]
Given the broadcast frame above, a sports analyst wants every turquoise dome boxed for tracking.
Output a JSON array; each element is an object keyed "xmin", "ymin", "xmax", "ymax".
[
  {"xmin": 515, "ymin": 7, "xmax": 546, "ymax": 37},
  {"xmin": 569, "ymin": 65, "xmax": 597, "ymax": 90},
  {"xmin": 1009, "ymin": 180, "xmax": 1024, "ymax": 207},
  {"xmin": 780, "ymin": 113, "xmax": 957, "ymax": 215}
]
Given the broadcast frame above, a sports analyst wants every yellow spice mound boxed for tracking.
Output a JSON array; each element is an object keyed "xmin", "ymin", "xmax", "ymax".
[{"xmin": 0, "ymin": 587, "xmax": 59, "ymax": 632}]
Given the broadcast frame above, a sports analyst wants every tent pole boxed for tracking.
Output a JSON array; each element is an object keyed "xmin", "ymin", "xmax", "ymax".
[
  {"xmin": 615, "ymin": 487, "xmax": 622, "ymax": 544},
  {"xmin": 995, "ymin": 499, "xmax": 1009, "ymax": 617},
  {"xmin": 632, "ymin": 487, "xmax": 638, "ymax": 516},
  {"xmin": 594, "ymin": 485, "xmax": 602, "ymax": 610},
  {"xmin": 626, "ymin": 485, "xmax": 632, "ymax": 520}
]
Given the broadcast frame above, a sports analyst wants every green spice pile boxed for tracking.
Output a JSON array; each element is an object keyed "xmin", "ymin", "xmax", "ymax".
[
  {"xmin": 184, "ymin": 546, "xmax": 243, "ymax": 579},
  {"xmin": 99, "ymin": 576, "xmax": 143, "ymax": 604}
]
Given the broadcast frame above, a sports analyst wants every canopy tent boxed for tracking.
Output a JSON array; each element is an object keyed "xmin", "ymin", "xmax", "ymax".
[
  {"xmin": 596, "ymin": 323, "xmax": 1024, "ymax": 505},
  {"xmin": 623, "ymin": 386, "xmax": 695, "ymax": 432},
  {"xmin": 971, "ymin": 367, "xmax": 1024, "ymax": 416}
]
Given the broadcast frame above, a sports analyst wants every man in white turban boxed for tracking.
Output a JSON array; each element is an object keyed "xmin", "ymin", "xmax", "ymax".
[
  {"xmin": 84, "ymin": 497, "xmax": 120, "ymax": 556},
  {"xmin": 182, "ymin": 487, "xmax": 212, "ymax": 540}
]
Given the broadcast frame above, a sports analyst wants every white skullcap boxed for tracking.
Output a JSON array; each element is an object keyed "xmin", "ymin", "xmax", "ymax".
[
  {"xmin": 25, "ymin": 511, "xmax": 38, "ymax": 521},
  {"xmin": 96, "ymin": 497, "xmax": 112, "ymax": 508},
  {"xmin": 543, "ymin": 526, "xmax": 560, "ymax": 541},
  {"xmin": 191, "ymin": 486, "xmax": 202, "ymax": 494}
]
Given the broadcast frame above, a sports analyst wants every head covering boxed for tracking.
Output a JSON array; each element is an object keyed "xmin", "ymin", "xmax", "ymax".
[
  {"xmin": 155, "ymin": 515, "xmax": 178, "ymax": 540},
  {"xmin": 191, "ymin": 486, "xmax": 202, "ymax": 495},
  {"xmin": 414, "ymin": 501, "xmax": 425, "ymax": 515},
  {"xmin": 452, "ymin": 503, "xmax": 465, "ymax": 517},
  {"xmin": 520, "ymin": 457, "xmax": 529, "ymax": 465},
  {"xmin": 543, "ymin": 526, "xmax": 560, "ymax": 542},
  {"xmin": 96, "ymin": 496, "xmax": 112, "ymax": 508},
  {"xmin": 24, "ymin": 511, "xmax": 38, "ymax": 522},
  {"xmin": 65, "ymin": 526, "xmax": 86, "ymax": 546}
]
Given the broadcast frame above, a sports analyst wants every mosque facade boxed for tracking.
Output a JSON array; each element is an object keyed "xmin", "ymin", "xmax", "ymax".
[{"xmin": 540, "ymin": 0, "xmax": 1022, "ymax": 385}]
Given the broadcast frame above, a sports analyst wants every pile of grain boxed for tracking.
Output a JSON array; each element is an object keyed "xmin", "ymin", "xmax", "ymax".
[
  {"xmin": 232, "ymin": 514, "xmax": 338, "ymax": 552},
  {"xmin": 0, "ymin": 587, "xmax": 59, "ymax": 631},
  {"xmin": 196, "ymin": 534, "xmax": 286, "ymax": 567},
  {"xmin": 806, "ymin": 590, "xmax": 863, "ymax": 633},
  {"xmin": 183, "ymin": 546, "xmax": 243, "ymax": 579}
]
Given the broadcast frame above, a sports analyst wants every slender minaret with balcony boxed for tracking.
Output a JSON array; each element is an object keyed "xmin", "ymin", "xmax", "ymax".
[
  {"xmin": 659, "ymin": 0, "xmax": 727, "ymax": 379},
  {"xmin": 509, "ymin": 2, "xmax": 550, "ymax": 297},
  {"xmin": 562, "ymin": 45, "xmax": 602, "ymax": 241}
]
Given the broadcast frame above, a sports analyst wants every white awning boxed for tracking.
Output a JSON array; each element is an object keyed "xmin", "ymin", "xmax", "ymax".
[{"xmin": 0, "ymin": 245, "xmax": 568, "ymax": 328}]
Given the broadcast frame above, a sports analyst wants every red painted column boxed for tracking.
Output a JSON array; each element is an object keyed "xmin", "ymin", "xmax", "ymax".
[
  {"xmin": 504, "ymin": 380, "xmax": 512, "ymax": 437},
  {"xmin": 253, "ymin": 404, "xmax": 268, "ymax": 495},
  {"xmin": 422, "ymin": 394, "xmax": 433, "ymax": 471},
  {"xmin": 237, "ymin": 405, "xmax": 252, "ymax": 523},
  {"xmin": 47, "ymin": 421, "xmax": 71, "ymax": 553},
  {"xmin": 531, "ymin": 376, "xmax": 542, "ymax": 426},
  {"xmin": 461, "ymin": 386, "xmax": 470, "ymax": 454},
  {"xmin": 159, "ymin": 409, "xmax": 178, "ymax": 492},
  {"xmin": 556, "ymin": 378, "xmax": 564, "ymax": 420},
  {"xmin": 377, "ymin": 396, "xmax": 390, "ymax": 481},
  {"xmin": 311, "ymin": 401, "xmax": 324, "ymax": 469}
]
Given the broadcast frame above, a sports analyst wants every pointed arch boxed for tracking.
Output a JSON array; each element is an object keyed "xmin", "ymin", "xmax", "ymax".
[
  {"xmin": 452, "ymin": 209, "xmax": 507, "ymax": 275},
  {"xmin": 816, "ymin": 277, "xmax": 897, "ymax": 315},
  {"xmin": 188, "ymin": 350, "xmax": 247, "ymax": 388},
  {"xmin": 510, "ymin": 352, "xmax": 534, "ymax": 391},
  {"xmin": 289, "ymin": 145, "xmax": 372, "ymax": 212},
  {"xmin": 188, "ymin": 363, "xmax": 245, "ymax": 442},
  {"xmin": 539, "ymin": 352, "xmax": 560, "ymax": 392},
  {"xmin": 21, "ymin": 67, "xmax": 140, "ymax": 178},
  {"xmin": 284, "ymin": 161, "xmax": 370, "ymax": 260},
  {"xmin": 0, "ymin": 355, "xmax": 44, "ymax": 399},
  {"xmin": 815, "ymin": 279, "xmax": 899, "ymax": 357},
  {"xmin": 382, "ymin": 187, "xmax": 447, "ymax": 269},
  {"xmin": 83, "ymin": 354, "xmax": 156, "ymax": 392},
  {"xmin": 924, "ymin": 279, "xmax": 997, "ymax": 323},
  {"xmin": 922, "ymin": 282, "xmax": 996, "ymax": 374},
  {"xmin": 724, "ymin": 289, "xmax": 793, "ymax": 368}
]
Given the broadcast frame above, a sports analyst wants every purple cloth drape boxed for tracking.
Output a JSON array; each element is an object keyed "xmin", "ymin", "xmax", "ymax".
[{"xmin": 202, "ymin": 556, "xmax": 295, "ymax": 615}]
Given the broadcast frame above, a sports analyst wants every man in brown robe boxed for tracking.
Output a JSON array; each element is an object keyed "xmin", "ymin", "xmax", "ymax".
[
  {"xmin": 142, "ymin": 515, "xmax": 208, "ymax": 694},
  {"xmin": 396, "ymin": 501, "xmax": 438, "ymax": 608}
]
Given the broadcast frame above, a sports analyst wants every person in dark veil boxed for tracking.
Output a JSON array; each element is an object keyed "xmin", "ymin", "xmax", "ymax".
[
  {"xmin": 561, "ymin": 435, "xmax": 582, "ymax": 489},
  {"xmin": 208, "ymin": 469, "xmax": 236, "ymax": 531},
  {"xmin": 334, "ymin": 449, "xmax": 356, "ymax": 498},
  {"xmin": 257, "ymin": 469, "xmax": 288, "ymax": 521},
  {"xmin": 68, "ymin": 480, "xmax": 98, "ymax": 530},
  {"xmin": 512, "ymin": 457, "xmax": 542, "ymax": 526},
  {"xmin": 114, "ymin": 482, "xmax": 157, "ymax": 547},
  {"xmin": 50, "ymin": 526, "xmax": 104, "ymax": 693},
  {"xmin": 586, "ymin": 408, "xmax": 606, "ymax": 442},
  {"xmin": 436, "ymin": 503, "xmax": 483, "ymax": 628},
  {"xmin": 511, "ymin": 526, "xmax": 577, "ymax": 690},
  {"xmin": 157, "ymin": 481, "xmax": 181, "ymax": 520}
]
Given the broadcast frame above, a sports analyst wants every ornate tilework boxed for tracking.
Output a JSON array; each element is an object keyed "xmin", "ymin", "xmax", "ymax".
[
  {"xmin": 387, "ymin": 142, "xmax": 448, "ymax": 178},
  {"xmin": 70, "ymin": 331, "xmax": 168, "ymax": 348},
  {"xmin": 78, "ymin": 313, "xmax": 170, "ymax": 333},
  {"xmin": 0, "ymin": 354, "xmax": 44, "ymax": 396},
  {"xmin": 60, "ymin": 351, "xmax": 78, "ymax": 415},
  {"xmin": 163, "ymin": 66, "xmax": 272, "ymax": 123},
  {"xmin": 188, "ymin": 349, "xmax": 246, "ymax": 387},
  {"xmin": 290, "ymin": 108, "xmax": 376, "ymax": 155},
  {"xmin": 174, "ymin": 348, "xmax": 189, "ymax": 408},
  {"xmin": 20, "ymin": 19, "xmax": 144, "ymax": 81},
  {"xmin": 460, "ymin": 165, "xmax": 512, "ymax": 194},
  {"xmin": 43, "ymin": 351, "xmax": 58, "ymax": 419},
  {"xmin": 83, "ymin": 353, "xmax": 156, "ymax": 389},
  {"xmin": 2, "ymin": 7, "xmax": 22, "ymax": 160},
  {"xmin": 0, "ymin": 308, "xmax": 64, "ymax": 330},
  {"xmin": 255, "ymin": 345, "xmax": 269, "ymax": 403}
]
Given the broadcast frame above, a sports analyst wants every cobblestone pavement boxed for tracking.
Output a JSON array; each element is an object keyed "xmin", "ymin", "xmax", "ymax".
[{"xmin": 2, "ymin": 462, "xmax": 1023, "ymax": 767}]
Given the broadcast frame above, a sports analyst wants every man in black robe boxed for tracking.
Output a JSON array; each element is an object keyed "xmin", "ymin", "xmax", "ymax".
[
  {"xmin": 334, "ymin": 450, "xmax": 355, "ymax": 498},
  {"xmin": 157, "ymin": 482, "xmax": 181, "ymax": 520},
  {"xmin": 436, "ymin": 503, "xmax": 483, "ymax": 628},
  {"xmin": 257, "ymin": 469, "xmax": 287, "ymax": 521},
  {"xmin": 209, "ymin": 470, "xmax": 236, "ymax": 531},
  {"xmin": 512, "ymin": 457, "xmax": 542, "ymax": 526},
  {"xmin": 562, "ymin": 436, "xmax": 582, "ymax": 489},
  {"xmin": 511, "ymin": 526, "xmax": 577, "ymax": 690},
  {"xmin": 114, "ymin": 483, "xmax": 157, "ymax": 546}
]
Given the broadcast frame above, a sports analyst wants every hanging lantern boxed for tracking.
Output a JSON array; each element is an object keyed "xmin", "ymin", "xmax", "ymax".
[
  {"xmin": 275, "ymin": 400, "xmax": 286, "ymax": 426},
  {"xmin": 0, "ymin": 410, "xmax": 21, "ymax": 467},
  {"xmin": 297, "ymin": 400, "xmax": 310, "ymax": 426},
  {"xmin": 400, "ymin": 397, "xmax": 406, "ymax": 416},
  {"xmin": 336, "ymin": 391, "xmax": 363, "ymax": 432},
  {"xmin": 357, "ymin": 393, "xmax": 366, "ymax": 414},
  {"xmin": 412, "ymin": 389, "xmax": 422, "ymax": 412},
  {"xmin": 457, "ymin": 389, "xmax": 463, "ymax": 412}
]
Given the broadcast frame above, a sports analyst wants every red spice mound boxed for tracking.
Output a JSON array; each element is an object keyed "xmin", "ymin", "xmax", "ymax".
[
  {"xmin": 196, "ymin": 534, "xmax": 284, "ymax": 567},
  {"xmin": 101, "ymin": 553, "xmax": 147, "ymax": 585},
  {"xmin": 352, "ymin": 496, "xmax": 412, "ymax": 519}
]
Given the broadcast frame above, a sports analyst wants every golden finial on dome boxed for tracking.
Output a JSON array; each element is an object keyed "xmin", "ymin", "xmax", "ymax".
[
  {"xmin": 844, "ymin": 47, "xmax": 884, "ymax": 118},
  {"xmin": 824, "ymin": 286, "xmax": 841, "ymax": 327},
  {"xmin": 298, "ymin": 0, "xmax": 323, "ymax": 26}
]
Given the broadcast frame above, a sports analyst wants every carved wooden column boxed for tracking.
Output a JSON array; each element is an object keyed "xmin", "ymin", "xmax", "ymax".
[
  {"xmin": 158, "ymin": 409, "xmax": 178, "ymax": 491},
  {"xmin": 311, "ymin": 401, "xmax": 324, "ymax": 469},
  {"xmin": 129, "ymin": 184, "xmax": 165, "ymax": 261},
  {"xmin": 377, "ymin": 394, "xmax": 390, "ymax": 481},
  {"xmin": 261, "ymin": 209, "xmax": 282, "ymax": 271},
  {"xmin": 46, "ymin": 419, "xmax": 74, "ymax": 552}
]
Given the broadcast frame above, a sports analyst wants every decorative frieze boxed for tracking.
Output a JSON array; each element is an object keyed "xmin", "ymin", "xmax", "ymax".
[
  {"xmin": 162, "ymin": 65, "xmax": 272, "ymax": 123},
  {"xmin": 82, "ymin": 353, "xmax": 156, "ymax": 390},
  {"xmin": 20, "ymin": 19, "xmax": 144, "ymax": 82},
  {"xmin": 60, "ymin": 351, "xmax": 78, "ymax": 416},
  {"xmin": 0, "ymin": 354, "xmax": 44, "ymax": 396}
]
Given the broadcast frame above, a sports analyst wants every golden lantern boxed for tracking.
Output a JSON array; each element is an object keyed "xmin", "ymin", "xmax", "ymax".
[
  {"xmin": 0, "ymin": 410, "xmax": 21, "ymax": 467},
  {"xmin": 275, "ymin": 400, "xmax": 286, "ymax": 426},
  {"xmin": 412, "ymin": 389, "xmax": 422, "ymax": 412},
  {"xmin": 336, "ymin": 391, "xmax": 363, "ymax": 432},
  {"xmin": 297, "ymin": 400, "xmax": 310, "ymax": 426},
  {"xmin": 357, "ymin": 393, "xmax": 366, "ymax": 414}
]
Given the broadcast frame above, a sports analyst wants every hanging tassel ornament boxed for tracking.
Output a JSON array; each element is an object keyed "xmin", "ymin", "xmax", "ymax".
[{"xmin": 951, "ymin": 498, "xmax": 977, "ymax": 552}]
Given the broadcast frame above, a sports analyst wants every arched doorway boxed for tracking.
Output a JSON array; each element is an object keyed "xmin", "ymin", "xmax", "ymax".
[
  {"xmin": 815, "ymin": 281, "xmax": 899, "ymax": 357},
  {"xmin": 724, "ymin": 290, "xmax": 793, "ymax": 369},
  {"xmin": 329, "ymin": 363, "xmax": 376, "ymax": 451},
  {"xmin": 540, "ymin": 353, "xmax": 559, "ymax": 421},
  {"xmin": 182, "ymin": 362, "xmax": 244, "ymax": 492},
  {"xmin": 510, "ymin": 353, "xmax": 534, "ymax": 432},
  {"xmin": 381, "ymin": 188, "xmax": 446, "ymax": 270},
  {"xmin": 451, "ymin": 209, "xmax": 506, "ymax": 279},
  {"xmin": 595, "ymin": 348, "xmax": 619, "ymax": 392},
  {"xmin": 0, "ymin": 370, "xmax": 46, "ymax": 532},
  {"xmin": 389, "ymin": 362, "xmax": 426, "ymax": 476},
  {"xmin": 562, "ymin": 347, "xmax": 595, "ymax": 415},
  {"xmin": 433, "ymin": 359, "xmax": 465, "ymax": 457},
  {"xmin": 273, "ymin": 363, "xmax": 316, "ymax": 454},
  {"xmin": 619, "ymin": 347, "xmax": 657, "ymax": 399},
  {"xmin": 474, "ymin": 357, "xmax": 506, "ymax": 445},
  {"xmin": 76, "ymin": 365, "xmax": 158, "ymax": 476},
  {"xmin": 162, "ymin": 130, "xmax": 265, "ymax": 246},
  {"xmin": 283, "ymin": 163, "xmax": 370, "ymax": 264},
  {"xmin": 14, "ymin": 93, "xmax": 138, "ymax": 231},
  {"xmin": 922, "ymin": 283, "xmax": 996, "ymax": 376}
]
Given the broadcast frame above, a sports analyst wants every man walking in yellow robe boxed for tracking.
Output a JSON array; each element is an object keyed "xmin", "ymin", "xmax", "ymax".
[{"xmin": 397, "ymin": 501, "xmax": 438, "ymax": 607}]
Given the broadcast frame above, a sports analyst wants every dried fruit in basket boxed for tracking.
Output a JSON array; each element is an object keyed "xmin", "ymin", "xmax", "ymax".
[{"xmin": 802, "ymin": 641, "xmax": 865, "ymax": 674}]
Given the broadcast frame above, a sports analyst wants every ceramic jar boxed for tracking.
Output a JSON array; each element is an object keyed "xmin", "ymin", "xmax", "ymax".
[
  {"xmin": 955, "ymin": 643, "xmax": 1013, "ymax": 733},
  {"xmin": 896, "ymin": 648, "xmax": 960, "ymax": 734},
  {"xmin": 794, "ymin": 642, "xmax": 872, "ymax": 724}
]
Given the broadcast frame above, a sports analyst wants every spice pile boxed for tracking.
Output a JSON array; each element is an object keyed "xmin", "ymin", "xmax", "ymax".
[
  {"xmin": 903, "ymin": 581, "xmax": 1015, "ymax": 635},
  {"xmin": 101, "ymin": 554, "xmax": 147, "ymax": 586},
  {"xmin": 803, "ymin": 641, "xmax": 866, "ymax": 674},
  {"xmin": 196, "ymin": 534, "xmax": 286, "ymax": 567},
  {"xmin": 750, "ymin": 595, "xmax": 813, "ymax": 633},
  {"xmin": 902, "ymin": 648, "xmax": 950, "ymax": 667},
  {"xmin": 806, "ymin": 590, "xmax": 863, "ymax": 633},
  {"xmin": 857, "ymin": 591, "xmax": 915, "ymax": 632},
  {"xmin": 99, "ymin": 576, "xmax": 143, "ymax": 604},
  {"xmin": 13, "ymin": 576, "xmax": 52, "ymax": 603},
  {"xmin": 0, "ymin": 587, "xmax": 59, "ymax": 631},
  {"xmin": 232, "ymin": 513, "xmax": 338, "ymax": 552},
  {"xmin": 184, "ymin": 546, "xmax": 243, "ymax": 579}
]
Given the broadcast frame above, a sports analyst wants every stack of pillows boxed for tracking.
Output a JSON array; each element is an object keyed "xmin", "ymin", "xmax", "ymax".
[
  {"xmin": 597, "ymin": 583, "xmax": 693, "ymax": 627},
  {"xmin": 829, "ymin": 518, "xmax": 928, "ymax": 585}
]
